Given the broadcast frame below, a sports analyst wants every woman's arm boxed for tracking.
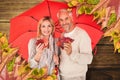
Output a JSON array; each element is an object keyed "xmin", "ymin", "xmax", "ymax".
[{"xmin": 28, "ymin": 39, "xmax": 38, "ymax": 68}]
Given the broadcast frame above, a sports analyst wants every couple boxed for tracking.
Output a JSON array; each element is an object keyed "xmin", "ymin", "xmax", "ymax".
[{"xmin": 28, "ymin": 9, "xmax": 93, "ymax": 80}]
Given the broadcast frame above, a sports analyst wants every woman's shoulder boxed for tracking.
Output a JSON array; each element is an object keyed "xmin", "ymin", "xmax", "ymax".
[
  {"xmin": 28, "ymin": 38, "xmax": 37, "ymax": 44},
  {"xmin": 29, "ymin": 38, "xmax": 37, "ymax": 41}
]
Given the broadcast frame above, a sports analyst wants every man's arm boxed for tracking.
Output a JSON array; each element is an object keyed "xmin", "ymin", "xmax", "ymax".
[{"xmin": 69, "ymin": 31, "xmax": 93, "ymax": 64}]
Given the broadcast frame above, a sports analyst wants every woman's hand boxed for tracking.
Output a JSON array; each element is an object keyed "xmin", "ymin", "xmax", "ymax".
[
  {"xmin": 34, "ymin": 43, "xmax": 45, "ymax": 62},
  {"xmin": 36, "ymin": 43, "xmax": 45, "ymax": 53}
]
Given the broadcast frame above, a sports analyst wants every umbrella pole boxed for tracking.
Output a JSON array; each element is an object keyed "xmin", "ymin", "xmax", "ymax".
[{"xmin": 46, "ymin": 0, "xmax": 51, "ymax": 17}]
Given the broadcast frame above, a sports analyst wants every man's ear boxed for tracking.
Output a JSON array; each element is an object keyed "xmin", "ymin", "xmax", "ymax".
[{"xmin": 70, "ymin": 13, "xmax": 74, "ymax": 21}]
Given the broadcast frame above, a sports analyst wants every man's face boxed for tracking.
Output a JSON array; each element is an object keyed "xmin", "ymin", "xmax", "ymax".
[{"xmin": 58, "ymin": 12, "xmax": 73, "ymax": 32}]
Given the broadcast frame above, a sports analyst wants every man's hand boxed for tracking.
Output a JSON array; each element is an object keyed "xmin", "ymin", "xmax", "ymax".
[{"xmin": 63, "ymin": 42, "xmax": 72, "ymax": 55}]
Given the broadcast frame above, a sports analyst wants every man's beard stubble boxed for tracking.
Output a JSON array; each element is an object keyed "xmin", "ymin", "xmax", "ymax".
[{"xmin": 62, "ymin": 23, "xmax": 72, "ymax": 32}]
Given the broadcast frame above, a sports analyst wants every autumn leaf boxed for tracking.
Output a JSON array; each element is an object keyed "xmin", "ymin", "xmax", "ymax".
[
  {"xmin": 57, "ymin": 37, "xmax": 74, "ymax": 49},
  {"xmin": 67, "ymin": 0, "xmax": 79, "ymax": 7},
  {"xmin": 70, "ymin": 0, "xmax": 79, "ymax": 6},
  {"xmin": 36, "ymin": 39, "xmax": 44, "ymax": 46},
  {"xmin": 77, "ymin": 5, "xmax": 85, "ymax": 14},
  {"xmin": 107, "ymin": 13, "xmax": 117, "ymax": 26},
  {"xmin": 118, "ymin": 49, "xmax": 120, "ymax": 53},
  {"xmin": 6, "ymin": 57, "xmax": 16, "ymax": 72},
  {"xmin": 87, "ymin": 0, "xmax": 100, "ymax": 5},
  {"xmin": 18, "ymin": 63, "xmax": 30, "ymax": 76},
  {"xmin": 90, "ymin": 0, "xmax": 108, "ymax": 14},
  {"xmin": 94, "ymin": 8, "xmax": 106, "ymax": 20},
  {"xmin": 113, "ymin": 39, "xmax": 120, "ymax": 52},
  {"xmin": 78, "ymin": 0, "xmax": 84, "ymax": 3}
]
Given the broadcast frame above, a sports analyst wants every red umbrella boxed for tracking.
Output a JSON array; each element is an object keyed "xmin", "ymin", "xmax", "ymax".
[
  {"xmin": 9, "ymin": 0, "xmax": 68, "ymax": 61},
  {"xmin": 9, "ymin": 1, "xmax": 103, "ymax": 60}
]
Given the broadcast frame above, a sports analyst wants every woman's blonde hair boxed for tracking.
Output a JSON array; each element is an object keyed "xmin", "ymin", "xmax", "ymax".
[{"xmin": 37, "ymin": 16, "xmax": 55, "ymax": 38}]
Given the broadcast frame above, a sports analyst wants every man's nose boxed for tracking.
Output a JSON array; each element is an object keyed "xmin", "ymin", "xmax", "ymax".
[{"xmin": 63, "ymin": 20, "xmax": 66, "ymax": 24}]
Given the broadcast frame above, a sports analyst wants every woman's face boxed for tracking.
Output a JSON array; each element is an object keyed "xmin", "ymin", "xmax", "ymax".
[{"xmin": 40, "ymin": 20, "xmax": 53, "ymax": 37}]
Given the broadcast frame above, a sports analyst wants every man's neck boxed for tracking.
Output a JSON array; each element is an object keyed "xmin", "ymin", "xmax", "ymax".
[{"xmin": 65, "ymin": 24, "xmax": 75, "ymax": 33}]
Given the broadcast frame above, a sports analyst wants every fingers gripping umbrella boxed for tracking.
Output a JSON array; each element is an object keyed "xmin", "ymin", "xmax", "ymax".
[{"xmin": 9, "ymin": 0, "xmax": 68, "ymax": 60}]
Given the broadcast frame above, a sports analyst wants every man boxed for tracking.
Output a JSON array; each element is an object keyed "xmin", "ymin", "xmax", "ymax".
[{"xmin": 57, "ymin": 9, "xmax": 93, "ymax": 80}]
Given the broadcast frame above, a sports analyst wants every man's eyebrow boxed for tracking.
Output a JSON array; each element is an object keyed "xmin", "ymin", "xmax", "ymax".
[
  {"xmin": 59, "ymin": 18, "xmax": 63, "ymax": 21},
  {"xmin": 65, "ymin": 17, "xmax": 68, "ymax": 20}
]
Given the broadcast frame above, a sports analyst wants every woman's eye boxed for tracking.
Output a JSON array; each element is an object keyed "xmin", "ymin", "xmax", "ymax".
[{"xmin": 48, "ymin": 25, "xmax": 51, "ymax": 27}]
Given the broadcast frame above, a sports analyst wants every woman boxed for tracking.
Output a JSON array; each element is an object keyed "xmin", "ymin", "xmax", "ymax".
[{"xmin": 28, "ymin": 16, "xmax": 58, "ymax": 75}]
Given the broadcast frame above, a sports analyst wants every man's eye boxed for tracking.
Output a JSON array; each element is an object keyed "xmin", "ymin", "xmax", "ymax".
[
  {"xmin": 65, "ymin": 17, "xmax": 68, "ymax": 20},
  {"xmin": 41, "ymin": 25, "xmax": 45, "ymax": 28},
  {"xmin": 59, "ymin": 19, "xmax": 63, "ymax": 22}
]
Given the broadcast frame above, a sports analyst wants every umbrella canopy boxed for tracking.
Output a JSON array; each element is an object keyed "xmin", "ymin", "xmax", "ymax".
[
  {"xmin": 10, "ymin": 31, "xmax": 36, "ymax": 60},
  {"xmin": 9, "ymin": 0, "xmax": 68, "ymax": 60},
  {"xmin": 9, "ymin": 0, "xmax": 68, "ymax": 43}
]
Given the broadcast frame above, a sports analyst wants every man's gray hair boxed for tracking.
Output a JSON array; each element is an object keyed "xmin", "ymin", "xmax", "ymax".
[{"xmin": 57, "ymin": 9, "xmax": 72, "ymax": 18}]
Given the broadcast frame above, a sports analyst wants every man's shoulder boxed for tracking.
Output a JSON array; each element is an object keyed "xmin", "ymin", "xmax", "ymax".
[
  {"xmin": 75, "ymin": 26, "xmax": 87, "ymax": 34},
  {"xmin": 75, "ymin": 26, "xmax": 91, "ymax": 40}
]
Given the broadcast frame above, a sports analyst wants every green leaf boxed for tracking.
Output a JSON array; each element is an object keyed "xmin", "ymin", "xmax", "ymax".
[
  {"xmin": 118, "ymin": 48, "xmax": 120, "ymax": 53},
  {"xmin": 77, "ymin": 6, "xmax": 85, "ymax": 14},
  {"xmin": 87, "ymin": 0, "xmax": 100, "ymax": 5},
  {"xmin": 85, "ymin": 7, "xmax": 92, "ymax": 14},
  {"xmin": 68, "ymin": 2, "xmax": 73, "ymax": 7},
  {"xmin": 18, "ymin": 64, "xmax": 30, "ymax": 76},
  {"xmin": 93, "ymin": 12, "xmax": 99, "ymax": 20},
  {"xmin": 32, "ymin": 68, "xmax": 39, "ymax": 75},
  {"xmin": 107, "ymin": 13, "xmax": 117, "ymax": 26},
  {"xmin": 51, "ymin": 74, "xmax": 57, "ymax": 80},
  {"xmin": 111, "ymin": 30, "xmax": 120, "ymax": 38},
  {"xmin": 27, "ymin": 78, "xmax": 36, "ymax": 80},
  {"xmin": 0, "ymin": 32, "xmax": 3, "ymax": 38},
  {"xmin": 6, "ymin": 57, "xmax": 16, "ymax": 72},
  {"xmin": 78, "ymin": 0, "xmax": 84, "ymax": 3},
  {"xmin": 71, "ymin": 0, "xmax": 78, "ymax": 6},
  {"xmin": 1, "ymin": 43, "xmax": 8, "ymax": 49}
]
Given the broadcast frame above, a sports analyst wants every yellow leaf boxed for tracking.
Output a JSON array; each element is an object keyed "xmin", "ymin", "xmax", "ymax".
[{"xmin": 71, "ymin": 0, "xmax": 78, "ymax": 6}]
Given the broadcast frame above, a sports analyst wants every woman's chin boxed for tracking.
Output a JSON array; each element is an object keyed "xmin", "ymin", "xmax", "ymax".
[{"xmin": 43, "ymin": 34, "xmax": 51, "ymax": 37}]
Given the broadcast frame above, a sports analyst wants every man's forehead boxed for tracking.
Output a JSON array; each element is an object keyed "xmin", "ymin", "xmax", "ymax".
[
  {"xmin": 59, "ymin": 12, "xmax": 69, "ymax": 18},
  {"xmin": 59, "ymin": 11, "xmax": 68, "ymax": 15}
]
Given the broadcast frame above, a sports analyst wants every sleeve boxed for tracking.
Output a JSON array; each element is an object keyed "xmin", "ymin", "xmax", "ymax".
[
  {"xmin": 28, "ymin": 38, "xmax": 38, "ymax": 68},
  {"xmin": 69, "ymin": 30, "xmax": 93, "ymax": 64}
]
